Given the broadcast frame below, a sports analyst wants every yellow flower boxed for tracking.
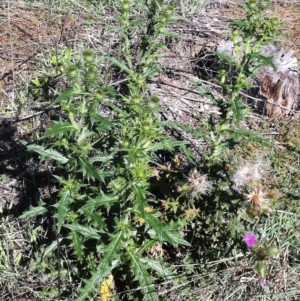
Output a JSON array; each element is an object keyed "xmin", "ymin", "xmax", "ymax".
[
  {"xmin": 136, "ymin": 217, "xmax": 145, "ymax": 226},
  {"xmin": 144, "ymin": 207, "xmax": 153, "ymax": 213},
  {"xmin": 99, "ymin": 274, "xmax": 114, "ymax": 301}
]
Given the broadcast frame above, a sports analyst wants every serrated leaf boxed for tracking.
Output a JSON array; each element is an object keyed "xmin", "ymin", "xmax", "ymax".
[
  {"xmin": 127, "ymin": 250, "xmax": 156, "ymax": 300},
  {"xmin": 131, "ymin": 184, "xmax": 146, "ymax": 219},
  {"xmin": 142, "ymin": 65, "xmax": 161, "ymax": 78},
  {"xmin": 179, "ymin": 144, "xmax": 195, "ymax": 164},
  {"xmin": 215, "ymin": 51, "xmax": 237, "ymax": 66},
  {"xmin": 231, "ymin": 99, "xmax": 243, "ymax": 121},
  {"xmin": 89, "ymin": 155, "xmax": 113, "ymax": 164},
  {"xmin": 107, "ymin": 56, "xmax": 131, "ymax": 74},
  {"xmin": 79, "ymin": 156, "xmax": 103, "ymax": 181},
  {"xmin": 71, "ymin": 231, "xmax": 84, "ymax": 262},
  {"xmin": 141, "ymin": 257, "xmax": 173, "ymax": 277},
  {"xmin": 56, "ymin": 189, "xmax": 72, "ymax": 232},
  {"xmin": 20, "ymin": 205, "xmax": 47, "ymax": 219},
  {"xmin": 78, "ymin": 231, "xmax": 123, "ymax": 301},
  {"xmin": 136, "ymin": 240, "xmax": 157, "ymax": 256},
  {"xmin": 79, "ymin": 193, "xmax": 119, "ymax": 212},
  {"xmin": 107, "ymin": 102, "xmax": 128, "ymax": 115},
  {"xmin": 43, "ymin": 238, "xmax": 63, "ymax": 258},
  {"xmin": 63, "ymin": 223, "xmax": 100, "ymax": 239},
  {"xmin": 44, "ymin": 122, "xmax": 76, "ymax": 138},
  {"xmin": 145, "ymin": 213, "xmax": 190, "ymax": 246},
  {"xmin": 250, "ymin": 53, "xmax": 275, "ymax": 69},
  {"xmin": 161, "ymin": 121, "xmax": 183, "ymax": 131},
  {"xmin": 144, "ymin": 213, "xmax": 170, "ymax": 242},
  {"xmin": 27, "ymin": 144, "xmax": 68, "ymax": 164},
  {"xmin": 231, "ymin": 19, "xmax": 250, "ymax": 28},
  {"xmin": 231, "ymin": 129, "xmax": 273, "ymax": 147},
  {"xmin": 88, "ymin": 212, "xmax": 106, "ymax": 229},
  {"xmin": 90, "ymin": 113, "xmax": 113, "ymax": 131},
  {"xmin": 163, "ymin": 227, "xmax": 190, "ymax": 246},
  {"xmin": 54, "ymin": 89, "xmax": 81, "ymax": 102}
]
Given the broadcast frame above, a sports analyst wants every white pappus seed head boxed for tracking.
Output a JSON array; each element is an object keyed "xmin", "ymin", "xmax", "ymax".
[
  {"xmin": 188, "ymin": 169, "xmax": 212, "ymax": 197},
  {"xmin": 232, "ymin": 159, "xmax": 268, "ymax": 192}
]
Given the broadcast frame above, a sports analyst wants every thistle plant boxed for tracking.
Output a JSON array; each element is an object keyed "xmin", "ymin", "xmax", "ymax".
[
  {"xmin": 243, "ymin": 232, "xmax": 279, "ymax": 285},
  {"xmin": 218, "ymin": 0, "xmax": 281, "ymax": 123},
  {"xmin": 23, "ymin": 1, "xmax": 189, "ymax": 300},
  {"xmin": 186, "ymin": 0, "xmax": 279, "ymax": 165}
]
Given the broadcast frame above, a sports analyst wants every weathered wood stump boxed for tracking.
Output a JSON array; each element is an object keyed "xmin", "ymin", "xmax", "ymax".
[
  {"xmin": 217, "ymin": 42, "xmax": 299, "ymax": 117},
  {"xmin": 257, "ymin": 45, "xmax": 299, "ymax": 117}
]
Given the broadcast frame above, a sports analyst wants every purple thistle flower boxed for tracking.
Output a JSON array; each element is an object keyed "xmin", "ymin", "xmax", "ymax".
[
  {"xmin": 259, "ymin": 278, "xmax": 267, "ymax": 286},
  {"xmin": 243, "ymin": 232, "xmax": 258, "ymax": 248}
]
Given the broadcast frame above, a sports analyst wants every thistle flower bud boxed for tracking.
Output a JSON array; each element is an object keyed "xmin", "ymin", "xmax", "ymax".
[
  {"xmin": 256, "ymin": 260, "xmax": 267, "ymax": 278},
  {"xmin": 265, "ymin": 245, "xmax": 279, "ymax": 257},
  {"xmin": 259, "ymin": 278, "xmax": 267, "ymax": 286}
]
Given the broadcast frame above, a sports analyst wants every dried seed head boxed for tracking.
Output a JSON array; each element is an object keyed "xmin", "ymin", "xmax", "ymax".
[
  {"xmin": 244, "ymin": 187, "xmax": 270, "ymax": 210},
  {"xmin": 188, "ymin": 169, "xmax": 212, "ymax": 197},
  {"xmin": 232, "ymin": 159, "xmax": 267, "ymax": 192}
]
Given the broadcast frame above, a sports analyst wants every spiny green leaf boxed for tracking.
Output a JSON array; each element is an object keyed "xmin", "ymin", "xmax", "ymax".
[
  {"xmin": 231, "ymin": 19, "xmax": 251, "ymax": 29},
  {"xmin": 247, "ymin": 53, "xmax": 276, "ymax": 70},
  {"xmin": 43, "ymin": 122, "xmax": 76, "ymax": 138},
  {"xmin": 27, "ymin": 144, "xmax": 69, "ymax": 164},
  {"xmin": 79, "ymin": 156, "xmax": 103, "ymax": 181},
  {"xmin": 54, "ymin": 89, "xmax": 81, "ymax": 103},
  {"xmin": 231, "ymin": 129, "xmax": 273, "ymax": 147},
  {"xmin": 136, "ymin": 241, "xmax": 157, "ymax": 256},
  {"xmin": 63, "ymin": 223, "xmax": 101, "ymax": 239},
  {"xmin": 20, "ymin": 204, "xmax": 47, "ymax": 219},
  {"xmin": 179, "ymin": 144, "xmax": 195, "ymax": 164},
  {"xmin": 43, "ymin": 238, "xmax": 63, "ymax": 259},
  {"xmin": 131, "ymin": 184, "xmax": 147, "ymax": 219},
  {"xmin": 89, "ymin": 113, "xmax": 114, "ymax": 131},
  {"xmin": 78, "ymin": 231, "xmax": 123, "ymax": 301},
  {"xmin": 71, "ymin": 232, "xmax": 84, "ymax": 262},
  {"xmin": 107, "ymin": 56, "xmax": 131, "ymax": 74},
  {"xmin": 79, "ymin": 193, "xmax": 119, "ymax": 212},
  {"xmin": 149, "ymin": 139, "xmax": 187, "ymax": 152},
  {"xmin": 228, "ymin": 98, "xmax": 245, "ymax": 123},
  {"xmin": 161, "ymin": 121, "xmax": 183, "ymax": 131},
  {"xmin": 141, "ymin": 257, "xmax": 173, "ymax": 277},
  {"xmin": 56, "ymin": 189, "xmax": 72, "ymax": 232},
  {"xmin": 89, "ymin": 155, "xmax": 113, "ymax": 164},
  {"xmin": 215, "ymin": 51, "xmax": 237, "ymax": 66},
  {"xmin": 127, "ymin": 250, "xmax": 157, "ymax": 300},
  {"xmin": 142, "ymin": 65, "xmax": 161, "ymax": 78},
  {"xmin": 145, "ymin": 213, "xmax": 190, "ymax": 246}
]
